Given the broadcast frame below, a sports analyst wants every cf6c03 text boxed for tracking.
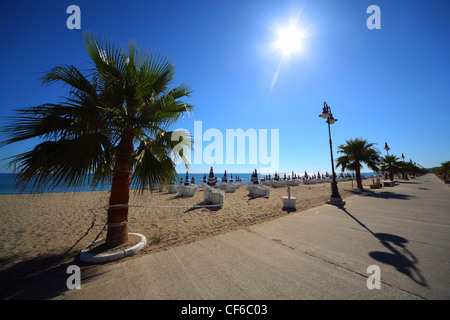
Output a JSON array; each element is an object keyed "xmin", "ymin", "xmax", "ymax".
[{"xmin": 225, "ymin": 305, "xmax": 268, "ymax": 315}]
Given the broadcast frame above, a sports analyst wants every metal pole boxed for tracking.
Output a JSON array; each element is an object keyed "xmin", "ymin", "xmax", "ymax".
[
  {"xmin": 328, "ymin": 119, "xmax": 340, "ymax": 199},
  {"xmin": 321, "ymin": 102, "xmax": 344, "ymax": 205}
]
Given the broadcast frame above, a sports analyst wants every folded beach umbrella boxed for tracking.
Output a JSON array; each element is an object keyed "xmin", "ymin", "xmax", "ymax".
[
  {"xmin": 207, "ymin": 167, "xmax": 217, "ymax": 186},
  {"xmin": 184, "ymin": 171, "xmax": 190, "ymax": 185}
]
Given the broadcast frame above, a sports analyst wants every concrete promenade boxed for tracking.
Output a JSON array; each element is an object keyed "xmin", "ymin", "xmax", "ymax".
[{"xmin": 59, "ymin": 173, "xmax": 450, "ymax": 300}]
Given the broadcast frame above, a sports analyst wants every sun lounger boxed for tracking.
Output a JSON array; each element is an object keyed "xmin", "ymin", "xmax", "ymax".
[
  {"xmin": 219, "ymin": 183, "xmax": 238, "ymax": 193},
  {"xmin": 167, "ymin": 184, "xmax": 179, "ymax": 194},
  {"xmin": 178, "ymin": 185, "xmax": 196, "ymax": 197},
  {"xmin": 247, "ymin": 185, "xmax": 270, "ymax": 198},
  {"xmin": 272, "ymin": 181, "xmax": 287, "ymax": 188},
  {"xmin": 204, "ymin": 186, "xmax": 225, "ymax": 205}
]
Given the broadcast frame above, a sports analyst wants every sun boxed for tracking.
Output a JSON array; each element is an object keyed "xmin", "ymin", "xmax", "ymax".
[
  {"xmin": 274, "ymin": 23, "xmax": 306, "ymax": 57},
  {"xmin": 267, "ymin": 15, "xmax": 314, "ymax": 91}
]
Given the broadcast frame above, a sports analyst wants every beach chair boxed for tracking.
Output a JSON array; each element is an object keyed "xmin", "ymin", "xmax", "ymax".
[
  {"xmin": 219, "ymin": 183, "xmax": 237, "ymax": 193},
  {"xmin": 178, "ymin": 185, "xmax": 196, "ymax": 197},
  {"xmin": 167, "ymin": 184, "xmax": 179, "ymax": 194},
  {"xmin": 204, "ymin": 187, "xmax": 225, "ymax": 205},
  {"xmin": 247, "ymin": 185, "xmax": 270, "ymax": 198}
]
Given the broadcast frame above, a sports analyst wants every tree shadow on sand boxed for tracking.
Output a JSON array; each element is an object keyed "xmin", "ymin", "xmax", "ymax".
[
  {"xmin": 336, "ymin": 205, "xmax": 428, "ymax": 287},
  {"xmin": 184, "ymin": 201, "xmax": 222, "ymax": 213}
]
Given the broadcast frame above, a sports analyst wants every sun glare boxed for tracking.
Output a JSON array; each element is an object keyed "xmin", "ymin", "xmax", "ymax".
[
  {"xmin": 274, "ymin": 24, "xmax": 306, "ymax": 57},
  {"xmin": 267, "ymin": 14, "xmax": 313, "ymax": 91}
]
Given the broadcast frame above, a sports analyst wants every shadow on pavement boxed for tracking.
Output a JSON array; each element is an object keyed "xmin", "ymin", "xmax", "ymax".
[
  {"xmin": 336, "ymin": 205, "xmax": 427, "ymax": 287},
  {"xmin": 0, "ymin": 254, "xmax": 79, "ymax": 300},
  {"xmin": 350, "ymin": 189, "xmax": 416, "ymax": 200},
  {"xmin": 398, "ymin": 181, "xmax": 420, "ymax": 184}
]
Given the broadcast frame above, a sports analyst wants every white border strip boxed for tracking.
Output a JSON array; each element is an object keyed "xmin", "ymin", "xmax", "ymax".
[{"xmin": 80, "ymin": 233, "xmax": 146, "ymax": 263}]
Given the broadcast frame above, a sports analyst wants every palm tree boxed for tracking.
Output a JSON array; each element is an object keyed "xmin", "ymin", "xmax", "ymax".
[
  {"xmin": 379, "ymin": 155, "xmax": 401, "ymax": 181},
  {"xmin": 397, "ymin": 161, "xmax": 410, "ymax": 180},
  {"xmin": 335, "ymin": 138, "xmax": 380, "ymax": 189},
  {"xmin": 0, "ymin": 32, "xmax": 193, "ymax": 247},
  {"xmin": 435, "ymin": 161, "xmax": 450, "ymax": 179}
]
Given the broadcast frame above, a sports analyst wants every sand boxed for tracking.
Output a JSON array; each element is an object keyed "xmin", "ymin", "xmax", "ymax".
[{"xmin": 0, "ymin": 179, "xmax": 373, "ymax": 299}]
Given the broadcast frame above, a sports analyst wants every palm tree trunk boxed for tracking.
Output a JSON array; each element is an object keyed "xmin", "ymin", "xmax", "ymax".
[
  {"xmin": 106, "ymin": 131, "xmax": 134, "ymax": 247},
  {"xmin": 355, "ymin": 168, "xmax": 363, "ymax": 189}
]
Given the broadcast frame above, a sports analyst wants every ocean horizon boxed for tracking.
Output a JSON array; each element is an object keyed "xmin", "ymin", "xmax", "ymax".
[{"xmin": 0, "ymin": 172, "xmax": 381, "ymax": 195}]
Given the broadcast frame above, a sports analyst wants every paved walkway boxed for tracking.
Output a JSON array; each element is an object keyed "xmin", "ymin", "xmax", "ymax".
[{"xmin": 58, "ymin": 174, "xmax": 450, "ymax": 300}]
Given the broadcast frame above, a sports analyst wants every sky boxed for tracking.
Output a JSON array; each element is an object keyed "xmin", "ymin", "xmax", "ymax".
[{"xmin": 0, "ymin": 0, "xmax": 449, "ymax": 175}]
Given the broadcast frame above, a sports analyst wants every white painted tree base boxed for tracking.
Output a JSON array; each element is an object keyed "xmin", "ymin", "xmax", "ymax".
[{"xmin": 80, "ymin": 233, "xmax": 146, "ymax": 263}]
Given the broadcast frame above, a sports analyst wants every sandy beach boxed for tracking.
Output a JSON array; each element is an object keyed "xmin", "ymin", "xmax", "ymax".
[
  {"xmin": 0, "ymin": 180, "xmax": 374, "ymax": 264},
  {"xmin": 0, "ymin": 179, "xmax": 374, "ymax": 298}
]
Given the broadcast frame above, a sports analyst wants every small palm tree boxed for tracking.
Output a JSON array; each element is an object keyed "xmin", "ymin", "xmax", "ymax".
[
  {"xmin": 0, "ymin": 32, "xmax": 193, "ymax": 247},
  {"xmin": 397, "ymin": 161, "xmax": 410, "ymax": 180},
  {"xmin": 435, "ymin": 161, "xmax": 450, "ymax": 178},
  {"xmin": 379, "ymin": 155, "xmax": 401, "ymax": 181},
  {"xmin": 336, "ymin": 138, "xmax": 380, "ymax": 189}
]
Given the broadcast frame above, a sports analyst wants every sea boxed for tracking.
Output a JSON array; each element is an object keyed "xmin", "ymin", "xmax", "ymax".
[{"xmin": 0, "ymin": 172, "xmax": 380, "ymax": 195}]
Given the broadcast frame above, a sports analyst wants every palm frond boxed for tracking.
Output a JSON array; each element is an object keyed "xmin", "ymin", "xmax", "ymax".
[
  {"xmin": 8, "ymin": 132, "xmax": 114, "ymax": 192},
  {"xmin": 0, "ymin": 32, "xmax": 194, "ymax": 195},
  {"xmin": 336, "ymin": 138, "xmax": 380, "ymax": 172},
  {"xmin": 40, "ymin": 65, "xmax": 99, "ymax": 99}
]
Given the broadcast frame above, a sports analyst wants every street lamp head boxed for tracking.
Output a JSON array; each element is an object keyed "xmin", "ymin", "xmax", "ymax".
[
  {"xmin": 327, "ymin": 115, "xmax": 337, "ymax": 124},
  {"xmin": 319, "ymin": 106, "xmax": 330, "ymax": 119}
]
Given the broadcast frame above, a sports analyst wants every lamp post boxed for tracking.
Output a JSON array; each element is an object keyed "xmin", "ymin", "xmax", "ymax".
[
  {"xmin": 319, "ymin": 101, "xmax": 345, "ymax": 206},
  {"xmin": 384, "ymin": 142, "xmax": 390, "ymax": 155},
  {"xmin": 401, "ymin": 153, "xmax": 408, "ymax": 180}
]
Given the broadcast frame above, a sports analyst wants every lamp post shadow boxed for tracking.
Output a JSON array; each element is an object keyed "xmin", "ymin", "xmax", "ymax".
[{"xmin": 336, "ymin": 205, "xmax": 428, "ymax": 288}]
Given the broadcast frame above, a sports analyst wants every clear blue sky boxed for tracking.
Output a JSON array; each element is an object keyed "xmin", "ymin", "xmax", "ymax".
[{"xmin": 0, "ymin": 0, "xmax": 449, "ymax": 175}]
